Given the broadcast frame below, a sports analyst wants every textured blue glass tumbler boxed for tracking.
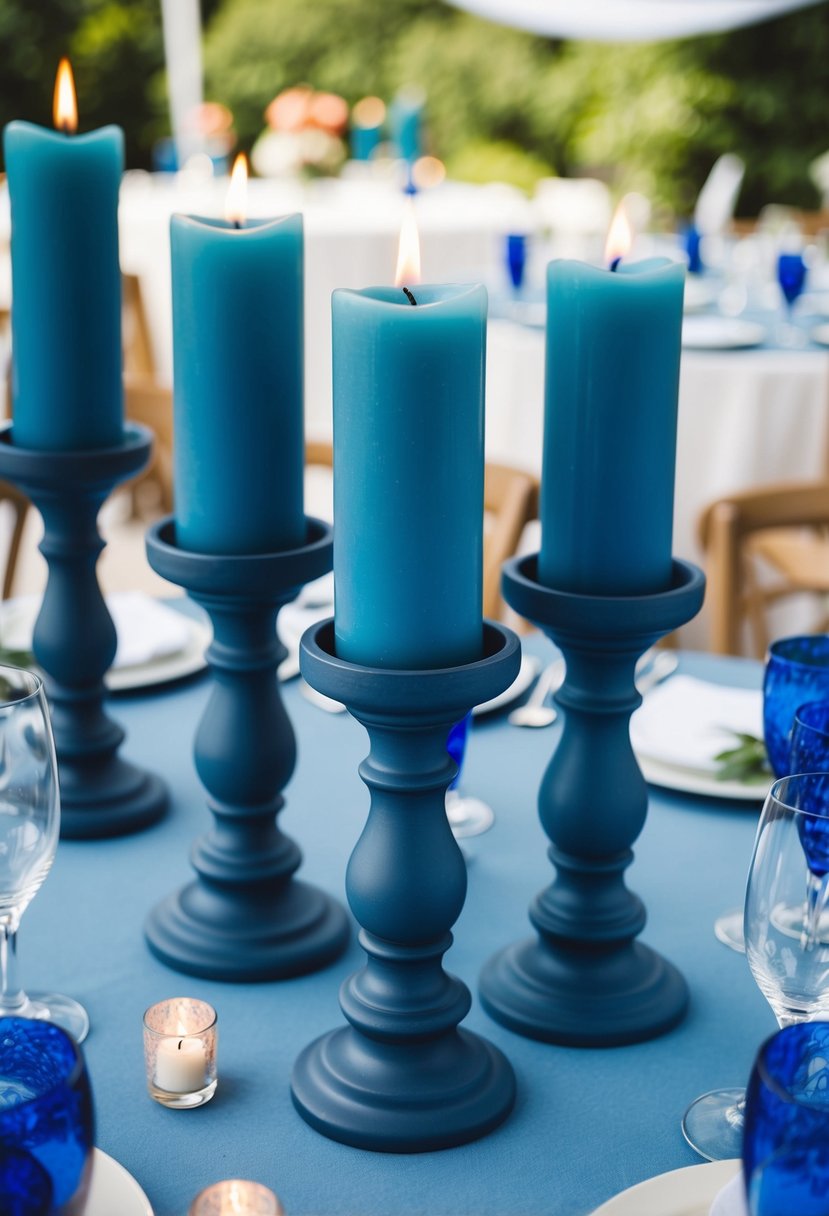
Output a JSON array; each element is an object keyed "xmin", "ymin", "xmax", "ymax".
[
  {"xmin": 744, "ymin": 1022, "xmax": 829, "ymax": 1216},
  {"xmin": 764, "ymin": 636, "xmax": 829, "ymax": 777},
  {"xmin": 790, "ymin": 705, "xmax": 829, "ymax": 876},
  {"xmin": 0, "ymin": 1017, "xmax": 94, "ymax": 1211}
]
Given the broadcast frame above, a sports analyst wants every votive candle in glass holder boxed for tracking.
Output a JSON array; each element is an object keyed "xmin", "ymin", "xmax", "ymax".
[
  {"xmin": 143, "ymin": 997, "xmax": 217, "ymax": 1108},
  {"xmin": 189, "ymin": 1180, "xmax": 284, "ymax": 1215}
]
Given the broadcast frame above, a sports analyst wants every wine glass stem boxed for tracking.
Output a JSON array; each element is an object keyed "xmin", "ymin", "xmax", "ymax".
[{"xmin": 0, "ymin": 916, "xmax": 25, "ymax": 1013}]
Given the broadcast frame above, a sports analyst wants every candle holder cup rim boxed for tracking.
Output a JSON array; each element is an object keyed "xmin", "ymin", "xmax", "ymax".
[
  {"xmin": 0, "ymin": 421, "xmax": 153, "ymax": 483},
  {"xmin": 301, "ymin": 619, "xmax": 520, "ymax": 717},
  {"xmin": 143, "ymin": 998, "xmax": 217, "ymax": 1036},
  {"xmin": 147, "ymin": 515, "xmax": 333, "ymax": 597},
  {"xmin": 502, "ymin": 553, "xmax": 705, "ymax": 636}
]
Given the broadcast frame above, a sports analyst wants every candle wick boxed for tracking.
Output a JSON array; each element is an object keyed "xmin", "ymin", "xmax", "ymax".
[
  {"xmin": 403, "ymin": 287, "xmax": 418, "ymax": 306},
  {"xmin": 232, "ymin": 220, "xmax": 242, "ymax": 230},
  {"xmin": 609, "ymin": 257, "xmax": 621, "ymax": 272},
  {"xmin": 177, "ymin": 1039, "xmax": 183, "ymax": 1051}
]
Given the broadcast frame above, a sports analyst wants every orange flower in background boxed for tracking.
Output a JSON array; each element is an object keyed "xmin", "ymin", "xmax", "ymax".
[
  {"xmin": 266, "ymin": 87, "xmax": 314, "ymax": 133},
  {"xmin": 308, "ymin": 93, "xmax": 348, "ymax": 136}
]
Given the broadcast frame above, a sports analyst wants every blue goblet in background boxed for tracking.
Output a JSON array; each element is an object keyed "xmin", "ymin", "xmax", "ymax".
[
  {"xmin": 682, "ymin": 223, "xmax": 704, "ymax": 275},
  {"xmin": 743, "ymin": 1021, "xmax": 829, "ymax": 1216},
  {"xmin": 446, "ymin": 713, "xmax": 494, "ymax": 838},
  {"xmin": 764, "ymin": 636, "xmax": 829, "ymax": 777},
  {"xmin": 776, "ymin": 252, "xmax": 808, "ymax": 347},
  {"xmin": 790, "ymin": 702, "xmax": 829, "ymax": 887},
  {"xmin": 0, "ymin": 1017, "xmax": 94, "ymax": 1211},
  {"xmin": 505, "ymin": 233, "xmax": 528, "ymax": 293}
]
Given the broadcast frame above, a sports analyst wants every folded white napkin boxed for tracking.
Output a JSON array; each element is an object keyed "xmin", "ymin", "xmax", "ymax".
[
  {"xmin": 709, "ymin": 1170, "xmax": 748, "ymax": 1216},
  {"xmin": 630, "ymin": 674, "xmax": 762, "ymax": 773},
  {"xmin": 0, "ymin": 592, "xmax": 192, "ymax": 670}
]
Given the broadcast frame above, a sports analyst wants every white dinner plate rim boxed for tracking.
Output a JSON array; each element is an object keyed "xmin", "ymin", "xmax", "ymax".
[
  {"xmin": 637, "ymin": 753, "xmax": 768, "ymax": 803},
  {"xmin": 473, "ymin": 652, "xmax": 539, "ymax": 716},
  {"xmin": 811, "ymin": 321, "xmax": 829, "ymax": 347},
  {"xmin": 681, "ymin": 318, "xmax": 766, "ymax": 349},
  {"xmin": 87, "ymin": 1147, "xmax": 153, "ymax": 1215},
  {"xmin": 589, "ymin": 1158, "xmax": 740, "ymax": 1215},
  {"xmin": 105, "ymin": 616, "xmax": 212, "ymax": 691}
]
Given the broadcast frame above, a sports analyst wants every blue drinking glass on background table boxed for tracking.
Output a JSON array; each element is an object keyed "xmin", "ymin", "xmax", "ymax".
[
  {"xmin": 505, "ymin": 233, "xmax": 528, "ymax": 293},
  {"xmin": 682, "ymin": 223, "xmax": 704, "ymax": 275},
  {"xmin": 0, "ymin": 1016, "xmax": 95, "ymax": 1211},
  {"xmin": 743, "ymin": 1021, "xmax": 829, "ymax": 1215},
  {"xmin": 776, "ymin": 252, "xmax": 808, "ymax": 347}
]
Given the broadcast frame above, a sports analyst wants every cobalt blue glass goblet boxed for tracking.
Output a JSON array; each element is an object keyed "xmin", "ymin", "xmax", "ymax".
[
  {"xmin": 505, "ymin": 234, "xmax": 528, "ymax": 293},
  {"xmin": 776, "ymin": 252, "xmax": 808, "ymax": 347},
  {"xmin": 0, "ymin": 1145, "xmax": 53, "ymax": 1216},
  {"xmin": 445, "ymin": 713, "xmax": 494, "ymax": 838},
  {"xmin": 764, "ymin": 636, "xmax": 829, "ymax": 778},
  {"xmin": 743, "ymin": 1021, "xmax": 829, "ymax": 1216},
  {"xmin": 0, "ymin": 1016, "xmax": 94, "ymax": 1212}
]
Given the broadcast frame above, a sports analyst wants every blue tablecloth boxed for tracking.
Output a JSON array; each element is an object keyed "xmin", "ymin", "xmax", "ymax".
[{"xmin": 27, "ymin": 635, "xmax": 771, "ymax": 1216}]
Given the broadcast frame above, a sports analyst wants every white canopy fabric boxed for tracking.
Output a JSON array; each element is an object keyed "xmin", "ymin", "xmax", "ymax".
[
  {"xmin": 442, "ymin": 0, "xmax": 825, "ymax": 41},
  {"xmin": 160, "ymin": 0, "xmax": 204, "ymax": 165}
]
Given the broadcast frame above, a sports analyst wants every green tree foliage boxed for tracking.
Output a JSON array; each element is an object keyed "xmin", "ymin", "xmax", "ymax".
[
  {"xmin": 2, "ymin": 0, "xmax": 827, "ymax": 214},
  {"xmin": 0, "ymin": 0, "xmax": 165, "ymax": 169}
]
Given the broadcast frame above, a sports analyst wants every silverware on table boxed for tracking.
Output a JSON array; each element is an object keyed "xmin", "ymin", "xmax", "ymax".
[{"xmin": 507, "ymin": 659, "xmax": 565, "ymax": 728}]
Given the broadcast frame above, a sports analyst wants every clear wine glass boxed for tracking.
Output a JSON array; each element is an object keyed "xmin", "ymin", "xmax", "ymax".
[
  {"xmin": 776, "ymin": 252, "xmax": 808, "ymax": 347},
  {"xmin": 684, "ymin": 773, "xmax": 829, "ymax": 1161},
  {"xmin": 0, "ymin": 665, "xmax": 89, "ymax": 1042},
  {"xmin": 445, "ymin": 712, "xmax": 495, "ymax": 838}
]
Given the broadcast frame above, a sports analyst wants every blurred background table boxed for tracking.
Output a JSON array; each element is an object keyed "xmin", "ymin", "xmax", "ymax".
[{"xmin": 27, "ymin": 633, "xmax": 773, "ymax": 1216}]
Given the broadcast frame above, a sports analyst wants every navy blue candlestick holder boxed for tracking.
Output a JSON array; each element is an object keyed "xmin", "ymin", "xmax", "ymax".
[
  {"xmin": 0, "ymin": 424, "xmax": 168, "ymax": 839},
  {"xmin": 291, "ymin": 620, "xmax": 520, "ymax": 1153},
  {"xmin": 144, "ymin": 517, "xmax": 349, "ymax": 981},
  {"xmin": 479, "ymin": 555, "xmax": 705, "ymax": 1047}
]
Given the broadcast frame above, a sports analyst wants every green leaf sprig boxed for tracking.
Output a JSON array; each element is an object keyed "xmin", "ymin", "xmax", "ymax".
[{"xmin": 714, "ymin": 731, "xmax": 772, "ymax": 785}]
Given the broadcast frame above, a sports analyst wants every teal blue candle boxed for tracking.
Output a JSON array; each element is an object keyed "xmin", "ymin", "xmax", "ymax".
[
  {"xmin": 333, "ymin": 284, "xmax": 486, "ymax": 669},
  {"xmin": 4, "ymin": 120, "xmax": 124, "ymax": 450},
  {"xmin": 539, "ymin": 258, "xmax": 684, "ymax": 596},
  {"xmin": 389, "ymin": 92, "xmax": 423, "ymax": 163},
  {"xmin": 171, "ymin": 212, "xmax": 305, "ymax": 555}
]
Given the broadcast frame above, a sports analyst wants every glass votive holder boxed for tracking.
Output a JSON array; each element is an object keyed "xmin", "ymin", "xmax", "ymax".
[
  {"xmin": 143, "ymin": 997, "xmax": 217, "ymax": 1109},
  {"xmin": 189, "ymin": 1179, "xmax": 284, "ymax": 1215}
]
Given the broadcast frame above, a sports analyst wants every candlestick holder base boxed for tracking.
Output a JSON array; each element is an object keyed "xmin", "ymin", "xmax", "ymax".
[
  {"xmin": 479, "ymin": 556, "xmax": 705, "ymax": 1047},
  {"xmin": 144, "ymin": 517, "xmax": 349, "ymax": 981},
  {"xmin": 0, "ymin": 425, "xmax": 168, "ymax": 839},
  {"xmin": 291, "ymin": 621, "xmax": 520, "ymax": 1152}
]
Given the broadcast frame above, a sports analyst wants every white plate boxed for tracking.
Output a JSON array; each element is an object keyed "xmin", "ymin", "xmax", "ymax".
[
  {"xmin": 681, "ymin": 317, "xmax": 766, "ymax": 349},
  {"xmin": 638, "ymin": 754, "xmax": 769, "ymax": 803},
  {"xmin": 811, "ymin": 321, "xmax": 829, "ymax": 347},
  {"xmin": 683, "ymin": 278, "xmax": 717, "ymax": 313},
  {"xmin": 590, "ymin": 1159, "xmax": 740, "ymax": 1215},
  {"xmin": 87, "ymin": 1148, "xmax": 153, "ymax": 1215},
  {"xmin": 106, "ymin": 616, "xmax": 211, "ymax": 691},
  {"xmin": 473, "ymin": 652, "xmax": 539, "ymax": 716}
]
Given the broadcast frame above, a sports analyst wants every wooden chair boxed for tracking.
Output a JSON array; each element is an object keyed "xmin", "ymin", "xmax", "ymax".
[
  {"xmin": 0, "ymin": 479, "xmax": 29, "ymax": 600},
  {"xmin": 122, "ymin": 273, "xmax": 156, "ymax": 380},
  {"xmin": 698, "ymin": 481, "xmax": 829, "ymax": 657},
  {"xmin": 124, "ymin": 376, "xmax": 174, "ymax": 514},
  {"xmin": 305, "ymin": 442, "xmax": 538, "ymax": 621}
]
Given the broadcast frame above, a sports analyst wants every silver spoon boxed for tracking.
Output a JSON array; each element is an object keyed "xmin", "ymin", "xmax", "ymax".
[
  {"xmin": 635, "ymin": 649, "xmax": 679, "ymax": 694},
  {"xmin": 508, "ymin": 659, "xmax": 564, "ymax": 728}
]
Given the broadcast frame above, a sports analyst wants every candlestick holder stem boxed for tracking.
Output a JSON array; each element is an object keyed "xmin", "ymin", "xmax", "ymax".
[
  {"xmin": 291, "ymin": 620, "xmax": 520, "ymax": 1152},
  {"xmin": 0, "ymin": 424, "xmax": 168, "ymax": 839},
  {"xmin": 144, "ymin": 517, "xmax": 349, "ymax": 981},
  {"xmin": 479, "ymin": 555, "xmax": 705, "ymax": 1047}
]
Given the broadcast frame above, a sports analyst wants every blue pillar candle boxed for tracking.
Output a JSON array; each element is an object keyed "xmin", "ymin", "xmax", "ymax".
[
  {"xmin": 171, "ymin": 178, "xmax": 305, "ymax": 555},
  {"xmin": 4, "ymin": 61, "xmax": 124, "ymax": 451},
  {"xmin": 333, "ymin": 282, "xmax": 486, "ymax": 670},
  {"xmin": 538, "ymin": 258, "xmax": 684, "ymax": 596}
]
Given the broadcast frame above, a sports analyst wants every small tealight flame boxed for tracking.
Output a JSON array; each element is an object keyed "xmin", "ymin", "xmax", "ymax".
[
  {"xmin": 604, "ymin": 201, "xmax": 633, "ymax": 270},
  {"xmin": 53, "ymin": 58, "xmax": 77, "ymax": 134},
  {"xmin": 225, "ymin": 153, "xmax": 248, "ymax": 227},
  {"xmin": 394, "ymin": 196, "xmax": 421, "ymax": 289}
]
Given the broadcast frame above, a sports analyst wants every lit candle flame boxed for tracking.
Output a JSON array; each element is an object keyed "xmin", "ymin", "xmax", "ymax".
[
  {"xmin": 225, "ymin": 153, "xmax": 248, "ymax": 227},
  {"xmin": 394, "ymin": 197, "xmax": 421, "ymax": 289},
  {"xmin": 53, "ymin": 58, "xmax": 77, "ymax": 135},
  {"xmin": 604, "ymin": 202, "xmax": 633, "ymax": 269}
]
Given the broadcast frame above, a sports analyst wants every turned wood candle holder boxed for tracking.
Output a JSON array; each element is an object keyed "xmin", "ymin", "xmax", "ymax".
[
  {"xmin": 291, "ymin": 619, "xmax": 520, "ymax": 1153},
  {"xmin": 144, "ymin": 516, "xmax": 349, "ymax": 982},
  {"xmin": 0, "ymin": 423, "xmax": 168, "ymax": 839},
  {"xmin": 479, "ymin": 554, "xmax": 705, "ymax": 1047}
]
